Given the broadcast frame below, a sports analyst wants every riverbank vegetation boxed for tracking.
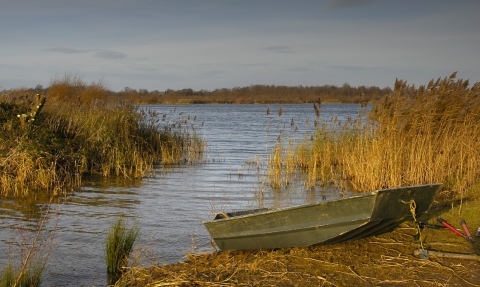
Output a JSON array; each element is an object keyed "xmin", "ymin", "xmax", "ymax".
[
  {"xmin": 112, "ymin": 84, "xmax": 390, "ymax": 104},
  {"xmin": 113, "ymin": 83, "xmax": 392, "ymax": 104},
  {"xmin": 18, "ymin": 83, "xmax": 391, "ymax": 105},
  {"xmin": 0, "ymin": 75, "xmax": 205, "ymax": 197},
  {"xmin": 268, "ymin": 72, "xmax": 480, "ymax": 200}
]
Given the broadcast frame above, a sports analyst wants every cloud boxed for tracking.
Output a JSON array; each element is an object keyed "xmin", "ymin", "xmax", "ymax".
[
  {"xmin": 288, "ymin": 67, "xmax": 313, "ymax": 72},
  {"xmin": 325, "ymin": 0, "xmax": 380, "ymax": 9},
  {"xmin": 327, "ymin": 65, "xmax": 378, "ymax": 71},
  {"xmin": 132, "ymin": 66, "xmax": 159, "ymax": 73},
  {"xmin": 94, "ymin": 50, "xmax": 127, "ymax": 59},
  {"xmin": 44, "ymin": 47, "xmax": 90, "ymax": 54},
  {"xmin": 263, "ymin": 45, "xmax": 294, "ymax": 54},
  {"xmin": 44, "ymin": 48, "xmax": 127, "ymax": 59},
  {"xmin": 198, "ymin": 70, "xmax": 225, "ymax": 79}
]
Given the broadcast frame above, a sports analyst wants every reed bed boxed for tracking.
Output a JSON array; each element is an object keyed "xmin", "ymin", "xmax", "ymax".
[
  {"xmin": 0, "ymin": 75, "xmax": 205, "ymax": 197},
  {"xmin": 270, "ymin": 73, "xmax": 480, "ymax": 198},
  {"xmin": 267, "ymin": 140, "xmax": 299, "ymax": 190},
  {"xmin": 265, "ymin": 105, "xmax": 300, "ymax": 190}
]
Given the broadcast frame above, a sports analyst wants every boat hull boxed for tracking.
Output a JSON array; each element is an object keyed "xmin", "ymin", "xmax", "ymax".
[{"xmin": 203, "ymin": 184, "xmax": 441, "ymax": 251}]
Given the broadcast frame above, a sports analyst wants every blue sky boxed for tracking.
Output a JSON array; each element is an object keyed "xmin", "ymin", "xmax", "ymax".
[{"xmin": 1, "ymin": 0, "xmax": 479, "ymax": 92}]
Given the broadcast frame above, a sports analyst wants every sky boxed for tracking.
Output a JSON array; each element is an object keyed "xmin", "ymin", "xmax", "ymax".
[{"xmin": 1, "ymin": 0, "xmax": 479, "ymax": 92}]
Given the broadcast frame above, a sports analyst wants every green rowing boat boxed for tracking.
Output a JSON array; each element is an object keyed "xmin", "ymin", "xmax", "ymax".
[{"xmin": 203, "ymin": 184, "xmax": 441, "ymax": 251}]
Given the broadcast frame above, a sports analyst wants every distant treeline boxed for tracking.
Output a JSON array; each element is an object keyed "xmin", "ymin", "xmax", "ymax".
[
  {"xmin": 110, "ymin": 84, "xmax": 392, "ymax": 104},
  {"xmin": 13, "ymin": 83, "xmax": 392, "ymax": 104}
]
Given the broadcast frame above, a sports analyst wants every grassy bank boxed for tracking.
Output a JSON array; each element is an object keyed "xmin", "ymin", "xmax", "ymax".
[{"xmin": 0, "ymin": 76, "xmax": 204, "ymax": 197}]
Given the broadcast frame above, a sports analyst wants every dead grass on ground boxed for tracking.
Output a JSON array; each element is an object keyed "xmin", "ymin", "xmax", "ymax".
[{"xmin": 115, "ymin": 199, "xmax": 480, "ymax": 287}]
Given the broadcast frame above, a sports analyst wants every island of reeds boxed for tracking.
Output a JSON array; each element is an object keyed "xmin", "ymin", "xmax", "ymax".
[{"xmin": 0, "ymin": 75, "xmax": 204, "ymax": 198}]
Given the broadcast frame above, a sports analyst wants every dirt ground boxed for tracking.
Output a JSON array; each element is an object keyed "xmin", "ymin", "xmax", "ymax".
[{"xmin": 115, "ymin": 199, "xmax": 480, "ymax": 287}]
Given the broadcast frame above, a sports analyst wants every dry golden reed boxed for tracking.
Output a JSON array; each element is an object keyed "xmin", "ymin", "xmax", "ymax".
[
  {"xmin": 271, "ymin": 72, "xmax": 480, "ymax": 198},
  {"xmin": 265, "ymin": 105, "xmax": 300, "ymax": 190},
  {"xmin": 348, "ymin": 72, "xmax": 480, "ymax": 196}
]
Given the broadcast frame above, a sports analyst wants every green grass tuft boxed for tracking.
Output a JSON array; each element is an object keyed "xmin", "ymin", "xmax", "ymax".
[
  {"xmin": 0, "ymin": 262, "xmax": 42, "ymax": 287},
  {"xmin": 106, "ymin": 218, "xmax": 140, "ymax": 274}
]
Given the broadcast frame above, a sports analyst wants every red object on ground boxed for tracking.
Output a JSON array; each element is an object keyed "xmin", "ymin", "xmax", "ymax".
[
  {"xmin": 460, "ymin": 220, "xmax": 475, "ymax": 243},
  {"xmin": 436, "ymin": 218, "xmax": 465, "ymax": 238}
]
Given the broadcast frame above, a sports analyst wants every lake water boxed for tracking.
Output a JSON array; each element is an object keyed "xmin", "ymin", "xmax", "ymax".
[{"xmin": 0, "ymin": 103, "xmax": 366, "ymax": 286}]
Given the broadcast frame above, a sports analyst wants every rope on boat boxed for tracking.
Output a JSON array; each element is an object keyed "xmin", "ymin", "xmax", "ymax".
[
  {"xmin": 400, "ymin": 199, "xmax": 426, "ymax": 255},
  {"xmin": 408, "ymin": 199, "xmax": 426, "ymax": 254}
]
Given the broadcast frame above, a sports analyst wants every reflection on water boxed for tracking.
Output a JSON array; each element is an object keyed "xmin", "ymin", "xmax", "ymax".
[{"xmin": 0, "ymin": 104, "xmax": 366, "ymax": 286}]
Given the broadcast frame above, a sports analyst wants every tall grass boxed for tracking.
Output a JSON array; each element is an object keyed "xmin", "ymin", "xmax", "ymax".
[
  {"xmin": 270, "ymin": 73, "xmax": 480, "ymax": 198},
  {"xmin": 267, "ymin": 140, "xmax": 298, "ymax": 190},
  {"xmin": 0, "ymin": 263, "xmax": 43, "ymax": 287},
  {"xmin": 265, "ymin": 103, "xmax": 305, "ymax": 191},
  {"xmin": 347, "ymin": 72, "xmax": 480, "ymax": 196},
  {"xmin": 105, "ymin": 218, "xmax": 140, "ymax": 274},
  {"xmin": 0, "ymin": 75, "xmax": 205, "ymax": 197},
  {"xmin": 266, "ymin": 102, "xmax": 334, "ymax": 190}
]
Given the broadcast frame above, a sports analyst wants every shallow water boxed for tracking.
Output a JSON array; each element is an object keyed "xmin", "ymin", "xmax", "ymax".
[{"xmin": 0, "ymin": 103, "xmax": 366, "ymax": 286}]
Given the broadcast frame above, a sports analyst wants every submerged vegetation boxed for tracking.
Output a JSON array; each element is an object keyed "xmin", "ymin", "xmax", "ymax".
[
  {"xmin": 268, "ymin": 72, "xmax": 480, "ymax": 200},
  {"xmin": 0, "ymin": 75, "xmax": 205, "ymax": 197}
]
